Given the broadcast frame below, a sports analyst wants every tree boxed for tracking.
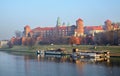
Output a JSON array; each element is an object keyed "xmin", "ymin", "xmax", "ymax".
[
  {"xmin": 94, "ymin": 30, "xmax": 119, "ymax": 45},
  {"xmin": 69, "ymin": 36, "xmax": 81, "ymax": 45},
  {"xmin": 85, "ymin": 35, "xmax": 94, "ymax": 45},
  {"xmin": 8, "ymin": 41, "xmax": 13, "ymax": 48},
  {"xmin": 15, "ymin": 30, "xmax": 22, "ymax": 38},
  {"xmin": 26, "ymin": 37, "xmax": 36, "ymax": 46}
]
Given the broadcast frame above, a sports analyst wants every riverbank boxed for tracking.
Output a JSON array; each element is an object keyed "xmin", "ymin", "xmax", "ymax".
[
  {"xmin": 0, "ymin": 46, "xmax": 35, "ymax": 55},
  {"xmin": 0, "ymin": 45, "xmax": 120, "ymax": 57}
]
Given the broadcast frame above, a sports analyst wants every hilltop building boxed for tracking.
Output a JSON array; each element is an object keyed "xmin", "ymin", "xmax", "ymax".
[
  {"xmin": 10, "ymin": 17, "xmax": 120, "ymax": 45},
  {"xmin": 56, "ymin": 17, "xmax": 61, "ymax": 26},
  {"xmin": 104, "ymin": 19, "xmax": 119, "ymax": 31},
  {"xmin": 24, "ymin": 17, "xmax": 76, "ymax": 40},
  {"xmin": 23, "ymin": 18, "xmax": 105, "ymax": 40},
  {"xmin": 84, "ymin": 26, "xmax": 104, "ymax": 36},
  {"xmin": 24, "ymin": 25, "xmax": 31, "ymax": 37},
  {"xmin": 0, "ymin": 40, "xmax": 9, "ymax": 48},
  {"xmin": 25, "ymin": 25, "xmax": 76, "ymax": 39},
  {"xmin": 74, "ymin": 18, "xmax": 84, "ymax": 37}
]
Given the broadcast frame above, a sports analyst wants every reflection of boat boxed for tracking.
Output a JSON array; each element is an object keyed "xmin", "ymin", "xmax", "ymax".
[
  {"xmin": 45, "ymin": 54, "xmax": 62, "ymax": 58},
  {"xmin": 80, "ymin": 58, "xmax": 107, "ymax": 62},
  {"xmin": 36, "ymin": 53, "xmax": 110, "ymax": 63}
]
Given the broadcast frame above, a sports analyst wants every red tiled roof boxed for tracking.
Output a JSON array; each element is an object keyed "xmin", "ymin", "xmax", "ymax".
[
  {"xmin": 84, "ymin": 26, "xmax": 103, "ymax": 30},
  {"xmin": 43, "ymin": 27, "xmax": 54, "ymax": 30},
  {"xmin": 105, "ymin": 19, "xmax": 111, "ymax": 23},
  {"xmin": 77, "ymin": 18, "xmax": 83, "ymax": 21},
  {"xmin": 32, "ymin": 27, "xmax": 55, "ymax": 32},
  {"xmin": 113, "ymin": 24, "xmax": 119, "ymax": 28},
  {"xmin": 76, "ymin": 18, "xmax": 83, "ymax": 22},
  {"xmin": 57, "ymin": 26, "xmax": 67, "ymax": 30},
  {"xmin": 31, "ymin": 26, "xmax": 67, "ymax": 32},
  {"xmin": 32, "ymin": 27, "xmax": 41, "ymax": 32},
  {"xmin": 24, "ymin": 25, "xmax": 30, "ymax": 28},
  {"xmin": 29, "ymin": 30, "xmax": 34, "ymax": 33}
]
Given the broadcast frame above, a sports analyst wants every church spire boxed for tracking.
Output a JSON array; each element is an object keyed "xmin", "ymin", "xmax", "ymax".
[
  {"xmin": 67, "ymin": 22, "xmax": 70, "ymax": 26},
  {"xmin": 56, "ymin": 17, "xmax": 61, "ymax": 26}
]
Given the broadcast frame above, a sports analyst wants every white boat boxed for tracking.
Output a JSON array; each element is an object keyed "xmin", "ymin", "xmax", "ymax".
[
  {"xmin": 44, "ymin": 50, "xmax": 63, "ymax": 55},
  {"xmin": 79, "ymin": 51, "xmax": 109, "ymax": 58},
  {"xmin": 36, "ymin": 50, "xmax": 44, "ymax": 55}
]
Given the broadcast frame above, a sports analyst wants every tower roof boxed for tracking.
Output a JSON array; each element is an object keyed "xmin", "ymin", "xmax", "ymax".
[
  {"xmin": 56, "ymin": 17, "xmax": 61, "ymax": 26},
  {"xmin": 84, "ymin": 26, "xmax": 103, "ymax": 31},
  {"xmin": 105, "ymin": 19, "xmax": 112, "ymax": 23},
  {"xmin": 76, "ymin": 18, "xmax": 83, "ymax": 22},
  {"xmin": 24, "ymin": 25, "xmax": 30, "ymax": 29}
]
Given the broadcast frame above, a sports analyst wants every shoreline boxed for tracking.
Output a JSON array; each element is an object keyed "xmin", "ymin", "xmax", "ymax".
[
  {"xmin": 0, "ymin": 45, "xmax": 120, "ymax": 57},
  {"xmin": 0, "ymin": 49, "xmax": 120, "ymax": 57},
  {"xmin": 110, "ymin": 53, "xmax": 120, "ymax": 57}
]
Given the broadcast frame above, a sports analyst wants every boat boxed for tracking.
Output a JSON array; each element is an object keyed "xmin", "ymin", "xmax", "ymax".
[
  {"xmin": 44, "ymin": 50, "xmax": 63, "ymax": 55},
  {"xmin": 70, "ymin": 48, "xmax": 80, "ymax": 58},
  {"xmin": 79, "ymin": 51, "xmax": 110, "ymax": 58},
  {"xmin": 70, "ymin": 48, "xmax": 110, "ymax": 59},
  {"xmin": 36, "ymin": 48, "xmax": 66, "ymax": 56},
  {"xmin": 36, "ymin": 50, "xmax": 44, "ymax": 55}
]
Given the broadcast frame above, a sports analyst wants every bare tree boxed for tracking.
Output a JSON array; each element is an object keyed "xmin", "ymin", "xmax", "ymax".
[{"xmin": 15, "ymin": 30, "xmax": 22, "ymax": 38}]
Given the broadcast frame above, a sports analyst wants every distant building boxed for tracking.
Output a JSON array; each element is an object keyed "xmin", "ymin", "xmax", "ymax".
[
  {"xmin": 0, "ymin": 40, "xmax": 9, "ymax": 48},
  {"xmin": 10, "ymin": 18, "xmax": 120, "ymax": 45},
  {"xmin": 74, "ymin": 18, "xmax": 84, "ymax": 37},
  {"xmin": 84, "ymin": 26, "xmax": 104, "ymax": 36},
  {"xmin": 104, "ymin": 20, "xmax": 113, "ymax": 31},
  {"xmin": 104, "ymin": 19, "xmax": 119, "ymax": 31},
  {"xmin": 56, "ymin": 17, "xmax": 61, "ymax": 26},
  {"xmin": 23, "ymin": 25, "xmax": 31, "ymax": 37},
  {"xmin": 27, "ymin": 25, "xmax": 75, "ymax": 39},
  {"xmin": 23, "ymin": 17, "xmax": 76, "ymax": 41},
  {"xmin": 112, "ymin": 23, "xmax": 119, "ymax": 30},
  {"xmin": 10, "ymin": 37, "xmax": 21, "ymax": 45}
]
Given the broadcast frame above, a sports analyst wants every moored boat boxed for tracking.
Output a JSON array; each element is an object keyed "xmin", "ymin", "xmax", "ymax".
[
  {"xmin": 44, "ymin": 50, "xmax": 63, "ymax": 55},
  {"xmin": 36, "ymin": 50, "xmax": 44, "ymax": 55},
  {"xmin": 44, "ymin": 48, "xmax": 65, "ymax": 55},
  {"xmin": 70, "ymin": 48, "xmax": 110, "ymax": 59},
  {"xmin": 79, "ymin": 51, "xmax": 110, "ymax": 58}
]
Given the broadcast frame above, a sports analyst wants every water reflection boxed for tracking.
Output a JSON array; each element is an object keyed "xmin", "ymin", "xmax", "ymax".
[
  {"xmin": 34, "ymin": 54, "xmax": 110, "ymax": 63},
  {"xmin": 23, "ymin": 54, "xmax": 120, "ymax": 76},
  {"xmin": 0, "ymin": 51, "xmax": 120, "ymax": 76}
]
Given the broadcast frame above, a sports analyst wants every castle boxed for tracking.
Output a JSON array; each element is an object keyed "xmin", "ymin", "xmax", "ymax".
[{"xmin": 10, "ymin": 18, "xmax": 119, "ymax": 45}]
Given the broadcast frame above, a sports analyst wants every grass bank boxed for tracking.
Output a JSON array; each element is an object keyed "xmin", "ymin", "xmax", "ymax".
[
  {"xmin": 0, "ymin": 46, "xmax": 35, "ymax": 55},
  {"xmin": 0, "ymin": 45, "xmax": 120, "ymax": 53},
  {"xmin": 0, "ymin": 45, "xmax": 120, "ymax": 56}
]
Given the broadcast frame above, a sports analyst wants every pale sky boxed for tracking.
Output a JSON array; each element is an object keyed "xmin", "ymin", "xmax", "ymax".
[{"xmin": 0, "ymin": 0, "xmax": 120, "ymax": 40}]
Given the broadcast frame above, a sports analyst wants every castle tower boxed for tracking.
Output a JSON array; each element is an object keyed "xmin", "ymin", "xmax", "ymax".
[
  {"xmin": 104, "ymin": 19, "xmax": 113, "ymax": 31},
  {"xmin": 24, "ymin": 25, "xmax": 31, "ymax": 37},
  {"xmin": 74, "ymin": 18, "xmax": 84, "ymax": 37},
  {"xmin": 56, "ymin": 17, "xmax": 61, "ymax": 27}
]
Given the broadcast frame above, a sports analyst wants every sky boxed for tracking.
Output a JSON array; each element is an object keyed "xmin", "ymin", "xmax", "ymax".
[{"xmin": 0, "ymin": 0, "xmax": 120, "ymax": 40}]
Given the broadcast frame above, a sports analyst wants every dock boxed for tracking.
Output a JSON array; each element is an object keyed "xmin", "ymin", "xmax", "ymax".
[
  {"xmin": 79, "ymin": 51, "xmax": 110, "ymax": 58},
  {"xmin": 71, "ymin": 48, "xmax": 110, "ymax": 59},
  {"xmin": 110, "ymin": 53, "xmax": 120, "ymax": 57},
  {"xmin": 36, "ymin": 48, "xmax": 113, "ymax": 59}
]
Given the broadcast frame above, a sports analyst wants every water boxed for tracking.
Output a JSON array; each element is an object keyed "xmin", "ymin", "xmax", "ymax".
[{"xmin": 0, "ymin": 51, "xmax": 120, "ymax": 76}]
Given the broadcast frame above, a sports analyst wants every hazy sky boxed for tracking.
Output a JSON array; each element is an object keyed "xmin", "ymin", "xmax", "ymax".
[{"xmin": 0, "ymin": 0, "xmax": 120, "ymax": 40}]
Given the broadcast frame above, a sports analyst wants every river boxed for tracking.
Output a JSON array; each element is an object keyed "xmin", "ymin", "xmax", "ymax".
[{"xmin": 0, "ymin": 51, "xmax": 120, "ymax": 76}]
